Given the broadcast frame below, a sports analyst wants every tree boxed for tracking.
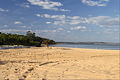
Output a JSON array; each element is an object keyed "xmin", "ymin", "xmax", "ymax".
[
  {"xmin": 0, "ymin": 31, "xmax": 55, "ymax": 47},
  {"xmin": 26, "ymin": 31, "xmax": 36, "ymax": 41}
]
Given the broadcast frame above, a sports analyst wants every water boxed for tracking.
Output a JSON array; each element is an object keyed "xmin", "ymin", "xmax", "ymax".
[
  {"xmin": 0, "ymin": 46, "xmax": 30, "ymax": 49},
  {"xmin": 51, "ymin": 44, "xmax": 120, "ymax": 50},
  {"xmin": 0, "ymin": 44, "xmax": 119, "ymax": 50}
]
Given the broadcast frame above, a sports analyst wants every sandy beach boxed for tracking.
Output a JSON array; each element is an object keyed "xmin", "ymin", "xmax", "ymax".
[{"xmin": 0, "ymin": 47, "xmax": 119, "ymax": 80}]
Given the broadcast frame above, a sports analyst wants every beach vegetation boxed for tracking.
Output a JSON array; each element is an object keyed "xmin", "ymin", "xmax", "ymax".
[{"xmin": 0, "ymin": 31, "xmax": 55, "ymax": 47}]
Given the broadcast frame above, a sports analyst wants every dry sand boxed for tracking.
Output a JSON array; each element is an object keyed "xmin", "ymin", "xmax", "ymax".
[{"xmin": 0, "ymin": 47, "xmax": 119, "ymax": 80}]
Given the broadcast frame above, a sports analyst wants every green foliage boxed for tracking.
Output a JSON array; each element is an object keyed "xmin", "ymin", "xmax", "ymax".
[
  {"xmin": 26, "ymin": 31, "xmax": 36, "ymax": 40},
  {"xmin": 0, "ymin": 31, "xmax": 55, "ymax": 47},
  {"xmin": 42, "ymin": 40, "xmax": 55, "ymax": 45}
]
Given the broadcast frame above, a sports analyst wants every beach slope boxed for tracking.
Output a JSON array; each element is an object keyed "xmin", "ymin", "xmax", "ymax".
[{"xmin": 0, "ymin": 47, "xmax": 119, "ymax": 80}]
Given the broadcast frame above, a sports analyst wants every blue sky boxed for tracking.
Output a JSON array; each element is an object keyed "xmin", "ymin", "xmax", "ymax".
[{"xmin": 0, "ymin": 0, "xmax": 119, "ymax": 42}]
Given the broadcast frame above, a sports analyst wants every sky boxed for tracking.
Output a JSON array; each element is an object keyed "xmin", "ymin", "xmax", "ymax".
[{"xmin": 0, "ymin": 0, "xmax": 119, "ymax": 42}]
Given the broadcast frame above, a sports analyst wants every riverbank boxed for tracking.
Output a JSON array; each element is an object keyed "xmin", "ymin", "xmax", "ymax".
[{"xmin": 0, "ymin": 47, "xmax": 119, "ymax": 80}]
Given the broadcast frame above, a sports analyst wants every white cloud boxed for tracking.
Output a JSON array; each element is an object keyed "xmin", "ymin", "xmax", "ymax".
[
  {"xmin": 0, "ymin": 29, "xmax": 26, "ymax": 33},
  {"xmin": 42, "ymin": 14, "xmax": 66, "ymax": 20},
  {"xmin": 60, "ymin": 16, "xmax": 119, "ymax": 27},
  {"xmin": 3, "ymin": 25, "xmax": 8, "ymax": 28},
  {"xmin": 38, "ymin": 14, "xmax": 86, "ymax": 25},
  {"xmin": 34, "ymin": 28, "xmax": 64, "ymax": 33},
  {"xmin": 69, "ymin": 20, "xmax": 82, "ymax": 25},
  {"xmin": 53, "ymin": 20, "xmax": 66, "ymax": 25},
  {"xmin": 87, "ymin": 16, "xmax": 120, "ymax": 27},
  {"xmin": 81, "ymin": 0, "xmax": 109, "ymax": 6},
  {"xmin": 25, "ymin": 5, "xmax": 30, "ymax": 8},
  {"xmin": 35, "ymin": 14, "xmax": 41, "ymax": 17},
  {"xmin": 67, "ymin": 16, "xmax": 80, "ymax": 20},
  {"xmin": 35, "ymin": 30, "xmax": 57, "ymax": 33},
  {"xmin": 37, "ymin": 13, "xmax": 119, "ymax": 27},
  {"xmin": 18, "ymin": 3, "xmax": 30, "ymax": 8},
  {"xmin": 46, "ymin": 22, "xmax": 51, "ymax": 24},
  {"xmin": 71, "ymin": 26, "xmax": 87, "ymax": 31},
  {"xmin": 57, "ymin": 28, "xmax": 63, "ymax": 31},
  {"xmin": 27, "ymin": 0, "xmax": 70, "ymax": 11},
  {"xmin": 0, "ymin": 8, "xmax": 8, "ymax": 12},
  {"xmin": 60, "ymin": 9, "xmax": 70, "ymax": 12},
  {"xmin": 14, "ymin": 21, "xmax": 22, "ymax": 24}
]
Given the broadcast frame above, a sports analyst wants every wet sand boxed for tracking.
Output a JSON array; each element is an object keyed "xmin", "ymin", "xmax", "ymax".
[{"xmin": 0, "ymin": 47, "xmax": 119, "ymax": 80}]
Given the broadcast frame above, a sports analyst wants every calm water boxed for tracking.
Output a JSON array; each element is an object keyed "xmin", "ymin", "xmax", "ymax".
[
  {"xmin": 51, "ymin": 44, "xmax": 120, "ymax": 50},
  {"xmin": 0, "ymin": 46, "xmax": 30, "ymax": 49}
]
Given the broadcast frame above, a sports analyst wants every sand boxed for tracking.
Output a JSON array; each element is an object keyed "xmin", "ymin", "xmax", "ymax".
[{"xmin": 0, "ymin": 47, "xmax": 119, "ymax": 80}]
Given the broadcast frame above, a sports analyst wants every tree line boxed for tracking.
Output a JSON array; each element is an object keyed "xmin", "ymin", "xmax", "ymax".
[{"xmin": 0, "ymin": 31, "xmax": 55, "ymax": 47}]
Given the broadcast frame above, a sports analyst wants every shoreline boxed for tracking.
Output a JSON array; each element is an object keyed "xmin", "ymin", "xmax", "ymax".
[
  {"xmin": 50, "ymin": 44, "xmax": 120, "ymax": 50},
  {"xmin": 0, "ymin": 47, "xmax": 119, "ymax": 79},
  {"xmin": 50, "ymin": 46, "xmax": 120, "ymax": 51},
  {"xmin": 0, "ymin": 45, "xmax": 119, "ymax": 50}
]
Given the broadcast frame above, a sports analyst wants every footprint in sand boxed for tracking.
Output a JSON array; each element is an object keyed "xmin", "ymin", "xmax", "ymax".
[{"xmin": 19, "ymin": 67, "xmax": 34, "ymax": 80}]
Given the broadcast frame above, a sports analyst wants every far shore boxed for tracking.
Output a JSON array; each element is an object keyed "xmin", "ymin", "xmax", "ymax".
[{"xmin": 0, "ymin": 47, "xmax": 119, "ymax": 80}]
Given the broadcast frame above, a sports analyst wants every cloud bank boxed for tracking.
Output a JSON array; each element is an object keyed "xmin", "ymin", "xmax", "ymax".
[
  {"xmin": 0, "ymin": 8, "xmax": 8, "ymax": 12},
  {"xmin": 81, "ymin": 0, "xmax": 109, "ymax": 6},
  {"xmin": 27, "ymin": 0, "xmax": 70, "ymax": 11},
  {"xmin": 36, "ymin": 13, "xmax": 119, "ymax": 27}
]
